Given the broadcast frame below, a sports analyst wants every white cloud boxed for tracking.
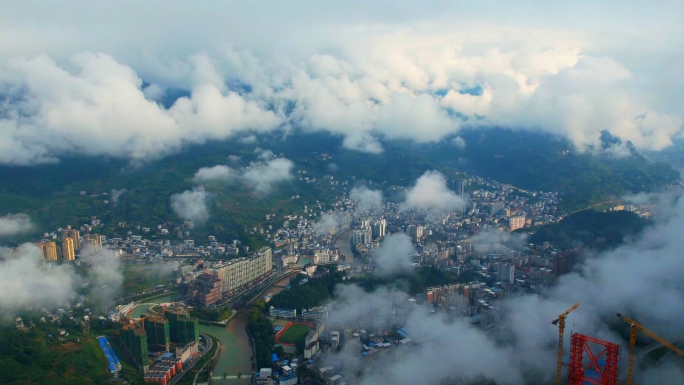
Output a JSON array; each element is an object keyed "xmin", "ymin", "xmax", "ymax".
[
  {"xmin": 193, "ymin": 151, "xmax": 294, "ymax": 193},
  {"xmin": 376, "ymin": 93, "xmax": 457, "ymax": 142},
  {"xmin": 341, "ymin": 132, "xmax": 384, "ymax": 154},
  {"xmin": 451, "ymin": 136, "xmax": 466, "ymax": 149},
  {"xmin": 373, "ymin": 233, "xmax": 416, "ymax": 277},
  {"xmin": 0, "ymin": 214, "xmax": 33, "ymax": 236},
  {"xmin": 0, "ymin": 243, "xmax": 128, "ymax": 320},
  {"xmin": 193, "ymin": 165, "xmax": 236, "ymax": 183},
  {"xmin": 83, "ymin": 246, "xmax": 124, "ymax": 307},
  {"xmin": 242, "ymin": 158, "xmax": 294, "ymax": 194},
  {"xmin": 349, "ymin": 186, "xmax": 384, "ymax": 210},
  {"xmin": 110, "ymin": 188, "xmax": 127, "ymax": 206},
  {"xmin": 0, "ymin": 244, "xmax": 77, "ymax": 319},
  {"xmin": 402, "ymin": 170, "xmax": 465, "ymax": 211},
  {"xmin": 170, "ymin": 187, "xmax": 210, "ymax": 223},
  {"xmin": 0, "ymin": 53, "xmax": 280, "ymax": 165},
  {"xmin": 238, "ymin": 134, "xmax": 257, "ymax": 144},
  {"xmin": 314, "ymin": 212, "xmax": 347, "ymax": 236},
  {"xmin": 0, "ymin": 2, "xmax": 681, "ymax": 164}
]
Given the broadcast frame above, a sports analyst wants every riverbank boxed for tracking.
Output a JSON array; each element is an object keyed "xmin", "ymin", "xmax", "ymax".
[
  {"xmin": 334, "ymin": 228, "xmax": 354, "ymax": 263},
  {"xmin": 125, "ymin": 274, "xmax": 294, "ymax": 385},
  {"xmin": 203, "ymin": 274, "xmax": 294, "ymax": 385}
]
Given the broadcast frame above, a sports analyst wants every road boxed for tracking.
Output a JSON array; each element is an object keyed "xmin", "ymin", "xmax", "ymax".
[
  {"xmin": 565, "ymin": 200, "xmax": 617, "ymax": 216},
  {"xmin": 168, "ymin": 333, "xmax": 213, "ymax": 385}
]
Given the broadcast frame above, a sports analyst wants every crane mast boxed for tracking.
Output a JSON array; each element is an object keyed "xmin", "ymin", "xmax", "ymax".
[
  {"xmin": 617, "ymin": 313, "xmax": 684, "ymax": 385},
  {"xmin": 552, "ymin": 302, "xmax": 580, "ymax": 385}
]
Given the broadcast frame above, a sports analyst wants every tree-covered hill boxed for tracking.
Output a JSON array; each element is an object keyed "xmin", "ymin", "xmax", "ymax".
[
  {"xmin": 526, "ymin": 209, "xmax": 651, "ymax": 250},
  {"xmin": 0, "ymin": 129, "xmax": 676, "ymax": 245}
]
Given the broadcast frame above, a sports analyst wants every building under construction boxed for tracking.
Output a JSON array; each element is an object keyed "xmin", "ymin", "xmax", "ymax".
[
  {"xmin": 120, "ymin": 322, "xmax": 150, "ymax": 373},
  {"xmin": 167, "ymin": 310, "xmax": 200, "ymax": 345},
  {"xmin": 144, "ymin": 317, "xmax": 171, "ymax": 352}
]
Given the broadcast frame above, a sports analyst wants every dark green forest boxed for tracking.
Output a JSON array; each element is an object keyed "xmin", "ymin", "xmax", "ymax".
[
  {"xmin": 269, "ymin": 267, "xmax": 477, "ymax": 312},
  {"xmin": 268, "ymin": 271, "xmax": 344, "ymax": 310},
  {"xmin": 246, "ymin": 300, "xmax": 275, "ymax": 369},
  {"xmin": 527, "ymin": 209, "xmax": 651, "ymax": 250},
  {"xmin": 352, "ymin": 266, "xmax": 477, "ymax": 296}
]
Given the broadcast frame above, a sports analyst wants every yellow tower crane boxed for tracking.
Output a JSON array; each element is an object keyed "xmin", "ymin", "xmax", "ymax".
[
  {"xmin": 616, "ymin": 313, "xmax": 684, "ymax": 385},
  {"xmin": 552, "ymin": 302, "xmax": 580, "ymax": 385}
]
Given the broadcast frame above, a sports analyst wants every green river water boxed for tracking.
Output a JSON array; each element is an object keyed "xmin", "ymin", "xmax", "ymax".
[{"xmin": 133, "ymin": 276, "xmax": 291, "ymax": 385}]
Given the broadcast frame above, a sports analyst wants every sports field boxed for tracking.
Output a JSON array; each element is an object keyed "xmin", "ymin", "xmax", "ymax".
[{"xmin": 276, "ymin": 323, "xmax": 315, "ymax": 345}]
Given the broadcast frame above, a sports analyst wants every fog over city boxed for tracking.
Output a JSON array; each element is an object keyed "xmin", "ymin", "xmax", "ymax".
[{"xmin": 319, "ymin": 192, "xmax": 684, "ymax": 384}]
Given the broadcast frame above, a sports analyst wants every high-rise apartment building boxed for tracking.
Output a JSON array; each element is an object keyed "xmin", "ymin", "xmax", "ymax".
[
  {"xmin": 62, "ymin": 238, "xmax": 75, "ymax": 261},
  {"xmin": 61, "ymin": 228, "xmax": 81, "ymax": 250},
  {"xmin": 489, "ymin": 202, "xmax": 505, "ymax": 215},
  {"xmin": 210, "ymin": 250, "xmax": 273, "ymax": 294},
  {"xmin": 167, "ymin": 310, "xmax": 200, "ymax": 345},
  {"xmin": 509, "ymin": 215, "xmax": 526, "ymax": 231},
  {"xmin": 371, "ymin": 219, "xmax": 386, "ymax": 240},
  {"xmin": 82, "ymin": 234, "xmax": 103, "ymax": 254},
  {"xmin": 497, "ymin": 263, "xmax": 515, "ymax": 284},
  {"xmin": 143, "ymin": 317, "xmax": 171, "ymax": 352},
  {"xmin": 352, "ymin": 228, "xmax": 372, "ymax": 245},
  {"xmin": 37, "ymin": 241, "xmax": 59, "ymax": 261},
  {"xmin": 257, "ymin": 246, "xmax": 275, "ymax": 273},
  {"xmin": 409, "ymin": 225, "xmax": 424, "ymax": 239},
  {"xmin": 192, "ymin": 273, "xmax": 222, "ymax": 306},
  {"xmin": 454, "ymin": 179, "xmax": 466, "ymax": 212}
]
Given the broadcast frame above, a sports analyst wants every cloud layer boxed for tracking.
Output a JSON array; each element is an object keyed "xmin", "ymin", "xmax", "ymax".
[
  {"xmin": 170, "ymin": 187, "xmax": 210, "ymax": 223},
  {"xmin": 349, "ymin": 186, "xmax": 384, "ymax": 211},
  {"xmin": 0, "ymin": 244, "xmax": 77, "ymax": 319},
  {"xmin": 83, "ymin": 245, "xmax": 125, "ymax": 308},
  {"xmin": 314, "ymin": 212, "xmax": 347, "ymax": 236},
  {"xmin": 372, "ymin": 233, "xmax": 416, "ymax": 276},
  {"xmin": 0, "ymin": 214, "xmax": 33, "ymax": 236},
  {"xmin": 0, "ymin": 244, "xmax": 127, "ymax": 320},
  {"xmin": 402, "ymin": 171, "xmax": 465, "ymax": 211},
  {"xmin": 193, "ymin": 165, "xmax": 236, "ymax": 183},
  {"xmin": 193, "ymin": 151, "xmax": 294, "ymax": 194},
  {"xmin": 0, "ymin": 1, "xmax": 682, "ymax": 164}
]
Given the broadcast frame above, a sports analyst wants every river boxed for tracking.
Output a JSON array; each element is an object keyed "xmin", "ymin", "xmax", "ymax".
[
  {"xmin": 132, "ymin": 275, "xmax": 292, "ymax": 385},
  {"xmin": 335, "ymin": 228, "xmax": 354, "ymax": 264},
  {"xmin": 131, "ymin": 292, "xmax": 179, "ymax": 318}
]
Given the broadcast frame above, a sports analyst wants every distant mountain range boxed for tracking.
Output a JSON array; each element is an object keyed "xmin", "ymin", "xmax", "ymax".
[{"xmin": 0, "ymin": 128, "xmax": 677, "ymax": 245}]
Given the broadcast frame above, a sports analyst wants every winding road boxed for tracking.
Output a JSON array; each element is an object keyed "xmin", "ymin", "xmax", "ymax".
[{"xmin": 168, "ymin": 333, "xmax": 213, "ymax": 385}]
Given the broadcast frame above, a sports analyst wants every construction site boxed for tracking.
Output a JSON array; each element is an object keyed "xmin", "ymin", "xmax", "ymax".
[
  {"xmin": 553, "ymin": 303, "xmax": 684, "ymax": 384},
  {"xmin": 118, "ymin": 306, "xmax": 201, "ymax": 376}
]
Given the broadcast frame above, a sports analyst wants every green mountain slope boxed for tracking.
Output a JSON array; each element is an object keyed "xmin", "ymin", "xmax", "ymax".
[{"xmin": 0, "ymin": 129, "xmax": 676, "ymax": 245}]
